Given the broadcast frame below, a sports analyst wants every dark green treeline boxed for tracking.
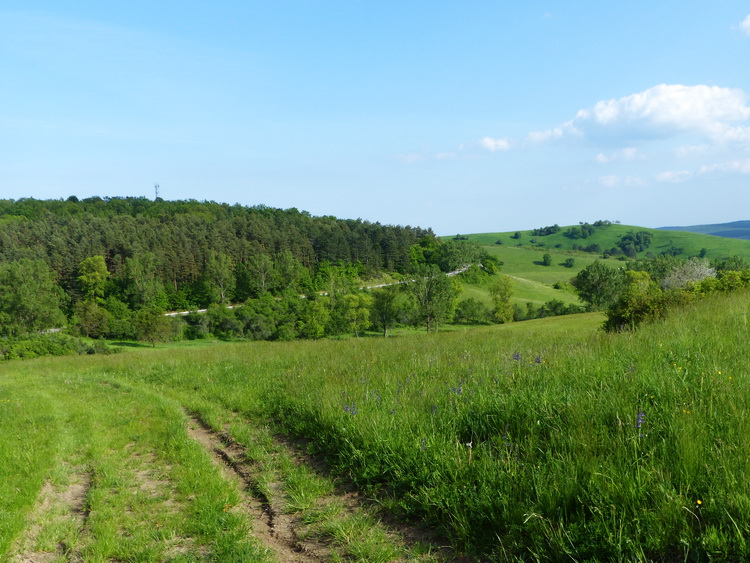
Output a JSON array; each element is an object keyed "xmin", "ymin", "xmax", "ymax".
[{"xmin": 0, "ymin": 196, "xmax": 431, "ymax": 308}]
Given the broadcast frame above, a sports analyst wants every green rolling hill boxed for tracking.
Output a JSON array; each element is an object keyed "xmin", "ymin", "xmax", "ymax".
[{"xmin": 446, "ymin": 222, "xmax": 750, "ymax": 308}]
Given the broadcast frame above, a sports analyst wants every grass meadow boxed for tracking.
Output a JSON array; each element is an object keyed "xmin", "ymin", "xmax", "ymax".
[
  {"xmin": 460, "ymin": 223, "xmax": 750, "ymax": 263},
  {"xmin": 453, "ymin": 223, "xmax": 750, "ymax": 307},
  {"xmin": 2, "ymin": 291, "xmax": 750, "ymax": 560}
]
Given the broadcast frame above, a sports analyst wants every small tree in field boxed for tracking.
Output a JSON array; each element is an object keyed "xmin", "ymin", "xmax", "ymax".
[
  {"xmin": 73, "ymin": 300, "xmax": 111, "ymax": 338},
  {"xmin": 343, "ymin": 292, "xmax": 373, "ymax": 337},
  {"xmin": 134, "ymin": 306, "xmax": 172, "ymax": 347},
  {"xmin": 408, "ymin": 265, "xmax": 460, "ymax": 333},
  {"xmin": 572, "ymin": 260, "xmax": 625, "ymax": 311},
  {"xmin": 489, "ymin": 275, "xmax": 514, "ymax": 323},
  {"xmin": 370, "ymin": 286, "xmax": 403, "ymax": 337}
]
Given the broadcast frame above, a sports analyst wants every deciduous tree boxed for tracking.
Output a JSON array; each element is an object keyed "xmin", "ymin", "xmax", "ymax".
[
  {"xmin": 0, "ymin": 259, "xmax": 66, "ymax": 337},
  {"xmin": 133, "ymin": 306, "xmax": 172, "ymax": 347},
  {"xmin": 572, "ymin": 261, "xmax": 625, "ymax": 311},
  {"xmin": 204, "ymin": 251, "xmax": 236, "ymax": 304},
  {"xmin": 407, "ymin": 265, "xmax": 460, "ymax": 333},
  {"xmin": 370, "ymin": 286, "xmax": 403, "ymax": 337},
  {"xmin": 77, "ymin": 255, "xmax": 109, "ymax": 301},
  {"xmin": 489, "ymin": 276, "xmax": 514, "ymax": 323}
]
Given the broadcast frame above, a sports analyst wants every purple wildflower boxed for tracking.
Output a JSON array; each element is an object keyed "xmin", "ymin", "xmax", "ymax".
[{"xmin": 637, "ymin": 411, "xmax": 645, "ymax": 437}]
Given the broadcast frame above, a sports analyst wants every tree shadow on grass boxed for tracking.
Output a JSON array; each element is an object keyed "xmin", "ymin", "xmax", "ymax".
[{"xmin": 109, "ymin": 341, "xmax": 151, "ymax": 348}]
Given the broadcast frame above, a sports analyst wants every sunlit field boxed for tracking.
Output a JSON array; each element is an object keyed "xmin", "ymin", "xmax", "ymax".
[{"xmin": 3, "ymin": 293, "xmax": 750, "ymax": 560}]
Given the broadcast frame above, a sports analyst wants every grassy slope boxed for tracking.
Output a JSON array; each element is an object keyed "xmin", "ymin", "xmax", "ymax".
[
  {"xmin": 4, "ymin": 292, "xmax": 750, "ymax": 559},
  {"xmin": 451, "ymin": 223, "xmax": 750, "ymax": 306},
  {"xmin": 458, "ymin": 223, "xmax": 750, "ymax": 261}
]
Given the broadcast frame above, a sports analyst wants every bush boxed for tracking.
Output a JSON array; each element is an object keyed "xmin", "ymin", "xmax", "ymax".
[
  {"xmin": 454, "ymin": 298, "xmax": 492, "ymax": 325},
  {"xmin": 0, "ymin": 334, "xmax": 114, "ymax": 361},
  {"xmin": 604, "ymin": 271, "xmax": 667, "ymax": 331}
]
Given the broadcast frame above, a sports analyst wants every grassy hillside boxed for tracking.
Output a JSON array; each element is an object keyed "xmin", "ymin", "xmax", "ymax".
[
  {"xmin": 449, "ymin": 223, "xmax": 750, "ymax": 308},
  {"xmin": 3, "ymin": 292, "xmax": 750, "ymax": 559},
  {"xmin": 455, "ymin": 222, "xmax": 750, "ymax": 260}
]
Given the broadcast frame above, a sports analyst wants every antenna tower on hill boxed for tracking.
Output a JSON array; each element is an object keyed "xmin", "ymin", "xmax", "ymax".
[{"xmin": 154, "ymin": 183, "xmax": 160, "ymax": 200}]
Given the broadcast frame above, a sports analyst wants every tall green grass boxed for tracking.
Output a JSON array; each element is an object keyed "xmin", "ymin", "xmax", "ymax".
[
  {"xmin": 106, "ymin": 294, "xmax": 750, "ymax": 558},
  {"xmin": 4, "ymin": 291, "xmax": 750, "ymax": 559}
]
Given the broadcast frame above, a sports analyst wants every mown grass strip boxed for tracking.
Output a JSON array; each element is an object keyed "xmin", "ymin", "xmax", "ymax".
[{"xmin": 0, "ymin": 364, "xmax": 271, "ymax": 562}]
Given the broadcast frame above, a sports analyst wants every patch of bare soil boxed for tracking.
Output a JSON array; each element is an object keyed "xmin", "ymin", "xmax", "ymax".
[{"xmin": 11, "ymin": 468, "xmax": 91, "ymax": 563}]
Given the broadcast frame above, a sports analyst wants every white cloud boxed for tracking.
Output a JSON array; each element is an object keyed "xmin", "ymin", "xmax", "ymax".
[
  {"xmin": 528, "ymin": 122, "xmax": 579, "ymax": 143},
  {"xmin": 599, "ymin": 175, "xmax": 646, "ymax": 188},
  {"xmin": 534, "ymin": 84, "xmax": 750, "ymax": 145},
  {"xmin": 656, "ymin": 170, "xmax": 692, "ymax": 183},
  {"xmin": 479, "ymin": 137, "xmax": 510, "ymax": 151},
  {"xmin": 674, "ymin": 144, "xmax": 710, "ymax": 157},
  {"xmin": 741, "ymin": 14, "xmax": 750, "ymax": 36},
  {"xmin": 698, "ymin": 159, "xmax": 750, "ymax": 174},
  {"xmin": 594, "ymin": 147, "xmax": 641, "ymax": 163}
]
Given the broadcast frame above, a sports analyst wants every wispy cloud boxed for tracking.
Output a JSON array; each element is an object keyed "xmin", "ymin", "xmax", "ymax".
[
  {"xmin": 655, "ymin": 170, "xmax": 692, "ymax": 183},
  {"xmin": 595, "ymin": 147, "xmax": 641, "ymax": 163},
  {"xmin": 674, "ymin": 145, "xmax": 710, "ymax": 158},
  {"xmin": 654, "ymin": 158, "xmax": 750, "ymax": 184},
  {"xmin": 479, "ymin": 137, "xmax": 510, "ymax": 152},
  {"xmin": 598, "ymin": 175, "xmax": 646, "ymax": 188},
  {"xmin": 741, "ymin": 14, "xmax": 750, "ymax": 36},
  {"xmin": 698, "ymin": 158, "xmax": 750, "ymax": 174}
]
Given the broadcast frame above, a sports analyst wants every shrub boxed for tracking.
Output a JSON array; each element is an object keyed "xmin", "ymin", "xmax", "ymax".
[
  {"xmin": 604, "ymin": 271, "xmax": 666, "ymax": 331},
  {"xmin": 0, "ymin": 334, "xmax": 113, "ymax": 361}
]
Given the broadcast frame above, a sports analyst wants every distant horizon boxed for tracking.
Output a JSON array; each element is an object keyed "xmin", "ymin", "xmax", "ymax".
[{"xmin": 2, "ymin": 2, "xmax": 749, "ymax": 234}]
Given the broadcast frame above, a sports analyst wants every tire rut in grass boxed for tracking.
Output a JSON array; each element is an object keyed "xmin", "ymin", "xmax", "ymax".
[
  {"xmin": 11, "ymin": 467, "xmax": 92, "ymax": 563},
  {"xmin": 186, "ymin": 415, "xmax": 328, "ymax": 562},
  {"xmin": 272, "ymin": 432, "xmax": 458, "ymax": 561}
]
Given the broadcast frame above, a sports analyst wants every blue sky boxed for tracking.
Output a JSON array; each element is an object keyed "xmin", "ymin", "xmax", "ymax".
[{"xmin": 2, "ymin": 2, "xmax": 750, "ymax": 234}]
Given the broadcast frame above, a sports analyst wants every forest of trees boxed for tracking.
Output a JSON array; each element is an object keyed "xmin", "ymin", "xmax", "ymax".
[{"xmin": 0, "ymin": 197, "xmax": 501, "ymax": 351}]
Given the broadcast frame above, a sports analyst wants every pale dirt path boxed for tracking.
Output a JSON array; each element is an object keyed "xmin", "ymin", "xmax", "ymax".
[{"xmin": 10, "ymin": 469, "xmax": 91, "ymax": 563}]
